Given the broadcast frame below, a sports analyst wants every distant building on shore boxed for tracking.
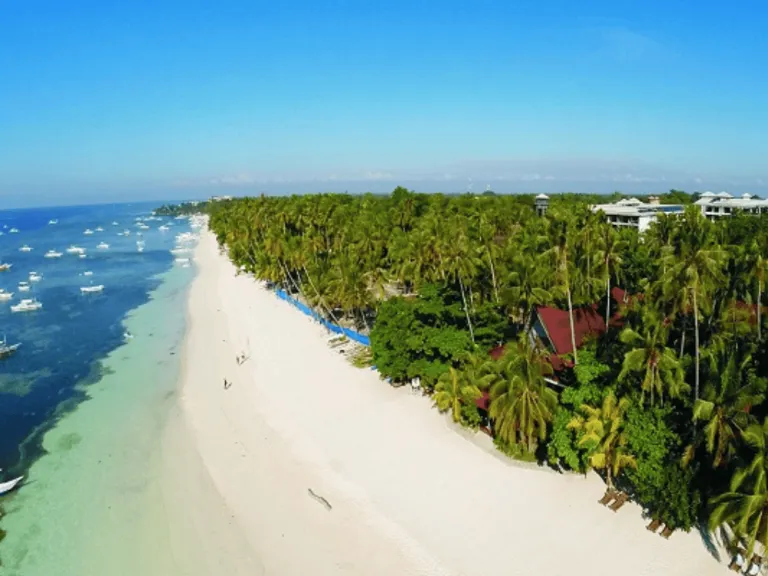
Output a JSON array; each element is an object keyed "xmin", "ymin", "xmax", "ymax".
[
  {"xmin": 695, "ymin": 191, "xmax": 768, "ymax": 219},
  {"xmin": 534, "ymin": 194, "xmax": 549, "ymax": 216},
  {"xmin": 591, "ymin": 198, "xmax": 684, "ymax": 232},
  {"xmin": 210, "ymin": 195, "xmax": 233, "ymax": 202}
]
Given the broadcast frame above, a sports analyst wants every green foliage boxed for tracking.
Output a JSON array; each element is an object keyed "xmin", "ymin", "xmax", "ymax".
[
  {"xmin": 620, "ymin": 402, "xmax": 697, "ymax": 527},
  {"xmin": 548, "ymin": 350, "xmax": 609, "ymax": 471},
  {"xmin": 370, "ymin": 284, "xmax": 472, "ymax": 386},
  {"xmin": 206, "ymin": 187, "xmax": 768, "ymax": 540}
]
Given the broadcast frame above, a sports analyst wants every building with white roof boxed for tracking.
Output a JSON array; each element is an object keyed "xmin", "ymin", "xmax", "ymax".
[
  {"xmin": 591, "ymin": 198, "xmax": 684, "ymax": 233},
  {"xmin": 695, "ymin": 191, "xmax": 768, "ymax": 219}
]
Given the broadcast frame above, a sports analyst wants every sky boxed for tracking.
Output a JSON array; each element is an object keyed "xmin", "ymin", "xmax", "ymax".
[{"xmin": 1, "ymin": 0, "xmax": 768, "ymax": 207}]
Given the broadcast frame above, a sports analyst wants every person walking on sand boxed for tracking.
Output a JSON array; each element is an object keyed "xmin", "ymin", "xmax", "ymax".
[{"xmin": 223, "ymin": 378, "xmax": 232, "ymax": 390}]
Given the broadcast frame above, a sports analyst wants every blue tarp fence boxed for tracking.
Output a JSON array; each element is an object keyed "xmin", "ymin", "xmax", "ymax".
[{"xmin": 274, "ymin": 288, "xmax": 371, "ymax": 347}]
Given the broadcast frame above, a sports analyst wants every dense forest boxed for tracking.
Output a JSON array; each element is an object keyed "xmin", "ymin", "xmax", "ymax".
[
  {"xmin": 205, "ymin": 187, "xmax": 768, "ymax": 555},
  {"xmin": 154, "ymin": 201, "xmax": 209, "ymax": 216}
]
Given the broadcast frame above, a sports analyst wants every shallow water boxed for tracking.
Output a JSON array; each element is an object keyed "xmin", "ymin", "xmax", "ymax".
[{"xmin": 0, "ymin": 204, "xmax": 196, "ymax": 573}]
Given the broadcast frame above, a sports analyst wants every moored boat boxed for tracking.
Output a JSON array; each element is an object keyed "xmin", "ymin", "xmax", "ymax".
[
  {"xmin": 80, "ymin": 284, "xmax": 104, "ymax": 293},
  {"xmin": 0, "ymin": 263, "xmax": 11, "ymax": 271},
  {"xmin": 17, "ymin": 281, "xmax": 30, "ymax": 292},
  {"xmin": 0, "ymin": 335, "xmax": 21, "ymax": 359},
  {"xmin": 19, "ymin": 244, "xmax": 32, "ymax": 252},
  {"xmin": 11, "ymin": 298, "xmax": 42, "ymax": 312},
  {"xmin": 44, "ymin": 250, "xmax": 63, "ymax": 258},
  {"xmin": 0, "ymin": 475, "xmax": 24, "ymax": 495},
  {"xmin": 97, "ymin": 242, "xmax": 109, "ymax": 249}
]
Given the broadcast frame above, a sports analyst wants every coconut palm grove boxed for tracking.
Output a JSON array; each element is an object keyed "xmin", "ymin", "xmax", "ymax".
[{"xmin": 197, "ymin": 187, "xmax": 768, "ymax": 555}]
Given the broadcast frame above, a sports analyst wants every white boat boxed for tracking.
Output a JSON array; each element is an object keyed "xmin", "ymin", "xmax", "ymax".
[
  {"xmin": 80, "ymin": 285, "xmax": 104, "ymax": 293},
  {"xmin": 95, "ymin": 226, "xmax": 104, "ymax": 232},
  {"xmin": 112, "ymin": 221, "xmax": 119, "ymax": 226},
  {"xmin": 159, "ymin": 225, "xmax": 169, "ymax": 231},
  {"xmin": 0, "ymin": 263, "xmax": 11, "ymax": 271},
  {"xmin": 137, "ymin": 224, "xmax": 150, "ymax": 230},
  {"xmin": 123, "ymin": 229, "xmax": 131, "ymax": 236},
  {"xmin": 0, "ymin": 290, "xmax": 13, "ymax": 301},
  {"xmin": 97, "ymin": 242, "xmax": 109, "ymax": 249},
  {"xmin": 0, "ymin": 475, "xmax": 23, "ymax": 495},
  {"xmin": 137, "ymin": 240, "xmax": 145, "ymax": 253},
  {"xmin": 66, "ymin": 245, "xmax": 86, "ymax": 254},
  {"xmin": 124, "ymin": 331, "xmax": 134, "ymax": 340},
  {"xmin": 48, "ymin": 219, "xmax": 58, "ymax": 225},
  {"xmin": 29, "ymin": 272, "xmax": 42, "ymax": 282},
  {"xmin": 9, "ymin": 228, "xmax": 19, "ymax": 233},
  {"xmin": 18, "ymin": 282, "xmax": 30, "ymax": 292},
  {"xmin": 11, "ymin": 298, "xmax": 42, "ymax": 312},
  {"xmin": 83, "ymin": 229, "xmax": 94, "ymax": 235},
  {"xmin": 170, "ymin": 248, "xmax": 191, "ymax": 255},
  {"xmin": 175, "ymin": 258, "xmax": 190, "ymax": 264},
  {"xmin": 83, "ymin": 271, "xmax": 93, "ymax": 276},
  {"xmin": 44, "ymin": 250, "xmax": 62, "ymax": 258},
  {"xmin": 79, "ymin": 254, "xmax": 87, "ymax": 259},
  {"xmin": 19, "ymin": 245, "xmax": 32, "ymax": 252}
]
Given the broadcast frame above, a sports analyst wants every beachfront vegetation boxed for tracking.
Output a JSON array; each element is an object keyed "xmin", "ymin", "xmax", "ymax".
[{"xmin": 205, "ymin": 187, "xmax": 768, "ymax": 554}]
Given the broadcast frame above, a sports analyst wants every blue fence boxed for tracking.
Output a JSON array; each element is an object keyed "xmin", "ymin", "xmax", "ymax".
[{"xmin": 274, "ymin": 288, "xmax": 371, "ymax": 346}]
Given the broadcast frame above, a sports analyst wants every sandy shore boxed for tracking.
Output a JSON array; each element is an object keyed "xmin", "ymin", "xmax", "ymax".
[{"xmin": 173, "ymin": 228, "xmax": 731, "ymax": 576}]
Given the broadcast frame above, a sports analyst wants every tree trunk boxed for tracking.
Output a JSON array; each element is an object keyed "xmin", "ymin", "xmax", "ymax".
[
  {"xmin": 605, "ymin": 268, "xmax": 611, "ymax": 328},
  {"xmin": 693, "ymin": 290, "xmax": 700, "ymax": 401},
  {"xmin": 679, "ymin": 328, "xmax": 686, "ymax": 359},
  {"xmin": 759, "ymin": 280, "xmax": 763, "ymax": 342},
  {"xmin": 458, "ymin": 275, "xmax": 476, "ymax": 344},
  {"xmin": 489, "ymin": 251, "xmax": 500, "ymax": 303},
  {"xmin": 566, "ymin": 285, "xmax": 578, "ymax": 365},
  {"xmin": 606, "ymin": 459, "xmax": 613, "ymax": 490},
  {"xmin": 302, "ymin": 264, "xmax": 342, "ymax": 326}
]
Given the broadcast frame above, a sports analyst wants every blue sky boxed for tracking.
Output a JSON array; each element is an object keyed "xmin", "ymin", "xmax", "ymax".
[{"xmin": 1, "ymin": 0, "xmax": 767, "ymax": 206}]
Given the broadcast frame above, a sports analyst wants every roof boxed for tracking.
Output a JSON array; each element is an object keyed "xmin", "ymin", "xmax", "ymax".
[{"xmin": 535, "ymin": 286, "xmax": 628, "ymax": 356}]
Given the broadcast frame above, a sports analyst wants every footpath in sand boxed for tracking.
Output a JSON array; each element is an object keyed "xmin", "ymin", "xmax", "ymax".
[{"xmin": 175, "ymin": 228, "xmax": 731, "ymax": 576}]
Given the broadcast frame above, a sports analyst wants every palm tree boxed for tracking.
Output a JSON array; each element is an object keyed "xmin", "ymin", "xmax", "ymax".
[
  {"xmin": 434, "ymin": 366, "xmax": 483, "ymax": 424},
  {"xmin": 502, "ymin": 255, "xmax": 552, "ymax": 330},
  {"xmin": 690, "ymin": 349, "xmax": 765, "ymax": 468},
  {"xmin": 567, "ymin": 392, "xmax": 636, "ymax": 490},
  {"xmin": 489, "ymin": 336, "xmax": 558, "ymax": 454},
  {"xmin": 542, "ymin": 219, "xmax": 579, "ymax": 364},
  {"xmin": 663, "ymin": 207, "xmax": 726, "ymax": 400},
  {"xmin": 710, "ymin": 418, "xmax": 768, "ymax": 557},
  {"xmin": 594, "ymin": 223, "xmax": 626, "ymax": 327},
  {"xmin": 618, "ymin": 305, "xmax": 688, "ymax": 405}
]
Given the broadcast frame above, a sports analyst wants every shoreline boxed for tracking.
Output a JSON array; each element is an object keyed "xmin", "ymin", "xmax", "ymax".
[{"xmin": 174, "ymin": 228, "xmax": 731, "ymax": 576}]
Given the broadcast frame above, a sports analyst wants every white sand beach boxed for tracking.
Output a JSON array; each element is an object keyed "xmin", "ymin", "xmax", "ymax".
[{"xmin": 173, "ymin": 228, "xmax": 731, "ymax": 576}]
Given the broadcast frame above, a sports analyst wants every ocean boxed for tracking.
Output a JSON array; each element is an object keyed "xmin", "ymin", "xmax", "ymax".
[{"xmin": 0, "ymin": 203, "xmax": 197, "ymax": 574}]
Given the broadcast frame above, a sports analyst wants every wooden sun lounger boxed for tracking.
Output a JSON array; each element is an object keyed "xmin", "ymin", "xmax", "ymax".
[
  {"xmin": 646, "ymin": 518, "xmax": 662, "ymax": 533},
  {"xmin": 608, "ymin": 492, "xmax": 629, "ymax": 512},
  {"xmin": 660, "ymin": 525, "xmax": 673, "ymax": 539},
  {"xmin": 598, "ymin": 488, "xmax": 618, "ymax": 506}
]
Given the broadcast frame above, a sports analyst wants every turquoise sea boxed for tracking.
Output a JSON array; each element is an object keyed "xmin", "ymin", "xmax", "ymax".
[{"xmin": 0, "ymin": 203, "xmax": 197, "ymax": 574}]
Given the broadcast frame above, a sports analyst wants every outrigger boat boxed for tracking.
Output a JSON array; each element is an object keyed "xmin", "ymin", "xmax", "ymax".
[
  {"xmin": 0, "ymin": 335, "xmax": 21, "ymax": 359},
  {"xmin": 0, "ymin": 474, "xmax": 24, "ymax": 495}
]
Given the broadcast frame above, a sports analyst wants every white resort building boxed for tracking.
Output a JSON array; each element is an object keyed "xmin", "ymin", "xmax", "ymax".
[
  {"xmin": 590, "ymin": 197, "xmax": 684, "ymax": 232},
  {"xmin": 695, "ymin": 191, "xmax": 768, "ymax": 219}
]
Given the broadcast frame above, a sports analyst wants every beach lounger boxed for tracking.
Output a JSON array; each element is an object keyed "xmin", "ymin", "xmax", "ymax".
[
  {"xmin": 608, "ymin": 492, "xmax": 628, "ymax": 512},
  {"xmin": 646, "ymin": 518, "xmax": 662, "ymax": 533},
  {"xmin": 660, "ymin": 525, "xmax": 673, "ymax": 539},
  {"xmin": 598, "ymin": 488, "xmax": 618, "ymax": 506},
  {"xmin": 728, "ymin": 549, "xmax": 746, "ymax": 572},
  {"xmin": 746, "ymin": 555, "xmax": 763, "ymax": 576}
]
